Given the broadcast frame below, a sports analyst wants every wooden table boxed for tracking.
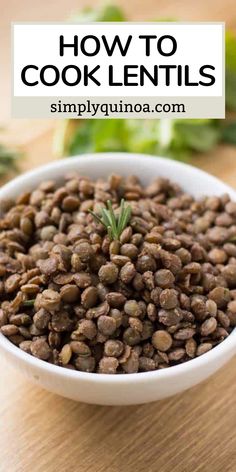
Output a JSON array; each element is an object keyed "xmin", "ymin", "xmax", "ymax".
[{"xmin": 1, "ymin": 1, "xmax": 236, "ymax": 471}]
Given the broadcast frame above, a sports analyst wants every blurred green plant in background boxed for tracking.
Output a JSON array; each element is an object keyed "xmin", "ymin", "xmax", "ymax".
[
  {"xmin": 54, "ymin": 3, "xmax": 236, "ymax": 161},
  {"xmin": 0, "ymin": 141, "xmax": 19, "ymax": 178}
]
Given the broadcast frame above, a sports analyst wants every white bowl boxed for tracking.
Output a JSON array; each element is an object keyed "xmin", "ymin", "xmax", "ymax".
[{"xmin": 1, "ymin": 153, "xmax": 236, "ymax": 405}]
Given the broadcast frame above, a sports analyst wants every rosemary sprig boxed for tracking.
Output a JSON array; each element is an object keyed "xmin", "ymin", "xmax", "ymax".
[
  {"xmin": 23, "ymin": 299, "xmax": 35, "ymax": 307},
  {"xmin": 90, "ymin": 199, "xmax": 131, "ymax": 241}
]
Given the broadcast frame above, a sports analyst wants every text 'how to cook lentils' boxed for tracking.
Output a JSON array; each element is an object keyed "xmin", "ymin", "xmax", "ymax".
[{"xmin": 0, "ymin": 173, "xmax": 236, "ymax": 373}]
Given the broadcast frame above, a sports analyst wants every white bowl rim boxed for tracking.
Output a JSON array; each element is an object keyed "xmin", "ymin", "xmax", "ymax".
[
  {"xmin": 0, "ymin": 151, "xmax": 236, "ymax": 385},
  {"xmin": 2, "ymin": 152, "xmax": 236, "ymax": 201}
]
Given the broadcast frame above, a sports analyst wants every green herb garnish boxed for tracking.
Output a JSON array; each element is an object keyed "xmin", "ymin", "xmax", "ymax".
[
  {"xmin": 90, "ymin": 199, "xmax": 131, "ymax": 241},
  {"xmin": 23, "ymin": 299, "xmax": 35, "ymax": 307}
]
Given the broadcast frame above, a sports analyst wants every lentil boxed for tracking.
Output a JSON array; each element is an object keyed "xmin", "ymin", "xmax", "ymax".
[
  {"xmin": 152, "ymin": 330, "xmax": 172, "ymax": 351},
  {"xmin": 0, "ymin": 172, "xmax": 235, "ymax": 374}
]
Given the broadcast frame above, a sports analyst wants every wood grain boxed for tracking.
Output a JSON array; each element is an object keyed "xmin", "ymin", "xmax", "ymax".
[
  {"xmin": 1, "ymin": 1, "xmax": 236, "ymax": 471},
  {"xmin": 1, "ymin": 357, "xmax": 236, "ymax": 471}
]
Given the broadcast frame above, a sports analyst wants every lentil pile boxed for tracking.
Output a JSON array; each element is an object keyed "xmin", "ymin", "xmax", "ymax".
[{"xmin": 0, "ymin": 172, "xmax": 236, "ymax": 374}]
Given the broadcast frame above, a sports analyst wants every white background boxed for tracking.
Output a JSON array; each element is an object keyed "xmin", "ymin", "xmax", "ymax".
[{"xmin": 13, "ymin": 23, "xmax": 223, "ymax": 97}]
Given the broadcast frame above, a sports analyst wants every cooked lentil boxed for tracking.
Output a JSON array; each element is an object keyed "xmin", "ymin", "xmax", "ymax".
[{"xmin": 0, "ymin": 173, "xmax": 235, "ymax": 373}]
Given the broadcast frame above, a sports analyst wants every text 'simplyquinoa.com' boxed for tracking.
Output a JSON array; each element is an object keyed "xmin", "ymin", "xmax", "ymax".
[{"xmin": 50, "ymin": 99, "xmax": 186, "ymax": 117}]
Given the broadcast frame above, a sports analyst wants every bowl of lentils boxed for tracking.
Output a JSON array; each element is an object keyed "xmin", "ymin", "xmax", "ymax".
[{"xmin": 0, "ymin": 153, "xmax": 236, "ymax": 405}]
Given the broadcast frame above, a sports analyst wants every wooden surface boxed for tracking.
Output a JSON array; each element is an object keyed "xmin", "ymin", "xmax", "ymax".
[{"xmin": 1, "ymin": 1, "xmax": 236, "ymax": 471}]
